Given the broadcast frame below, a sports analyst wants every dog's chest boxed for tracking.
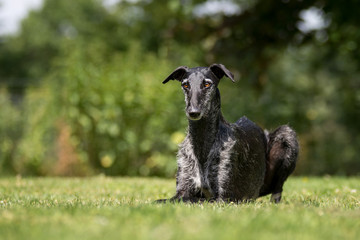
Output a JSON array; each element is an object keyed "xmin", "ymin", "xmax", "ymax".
[
  {"xmin": 178, "ymin": 135, "xmax": 236, "ymax": 198},
  {"xmin": 191, "ymin": 158, "xmax": 216, "ymax": 199},
  {"xmin": 181, "ymin": 136, "xmax": 236, "ymax": 199}
]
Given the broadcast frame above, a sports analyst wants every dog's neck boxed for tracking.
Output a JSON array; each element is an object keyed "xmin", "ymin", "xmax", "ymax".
[{"xmin": 187, "ymin": 89, "xmax": 224, "ymax": 163}]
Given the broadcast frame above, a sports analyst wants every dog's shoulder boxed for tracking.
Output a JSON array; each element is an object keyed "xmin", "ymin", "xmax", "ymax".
[
  {"xmin": 233, "ymin": 116, "xmax": 266, "ymax": 146},
  {"xmin": 234, "ymin": 116, "xmax": 262, "ymax": 133}
]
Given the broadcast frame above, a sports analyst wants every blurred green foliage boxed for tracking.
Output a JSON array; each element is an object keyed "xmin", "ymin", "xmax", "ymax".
[
  {"xmin": 0, "ymin": 0, "xmax": 359, "ymax": 176},
  {"xmin": 52, "ymin": 42, "xmax": 187, "ymax": 176}
]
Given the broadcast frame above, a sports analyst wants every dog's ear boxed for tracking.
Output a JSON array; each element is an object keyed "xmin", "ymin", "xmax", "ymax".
[
  {"xmin": 162, "ymin": 66, "xmax": 188, "ymax": 84},
  {"xmin": 209, "ymin": 64, "xmax": 235, "ymax": 82}
]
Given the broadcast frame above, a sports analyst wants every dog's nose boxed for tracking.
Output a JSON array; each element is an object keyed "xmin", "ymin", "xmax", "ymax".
[{"xmin": 188, "ymin": 111, "xmax": 201, "ymax": 120}]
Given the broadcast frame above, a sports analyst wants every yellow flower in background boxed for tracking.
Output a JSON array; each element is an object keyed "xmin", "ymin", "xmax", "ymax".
[
  {"xmin": 101, "ymin": 155, "xmax": 114, "ymax": 168},
  {"xmin": 170, "ymin": 131, "xmax": 185, "ymax": 145}
]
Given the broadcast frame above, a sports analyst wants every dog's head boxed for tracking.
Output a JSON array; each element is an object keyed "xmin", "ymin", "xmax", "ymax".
[{"xmin": 163, "ymin": 64, "xmax": 234, "ymax": 121}]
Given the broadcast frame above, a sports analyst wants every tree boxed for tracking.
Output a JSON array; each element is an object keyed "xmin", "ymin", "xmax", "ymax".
[{"xmin": 0, "ymin": 0, "xmax": 359, "ymax": 175}]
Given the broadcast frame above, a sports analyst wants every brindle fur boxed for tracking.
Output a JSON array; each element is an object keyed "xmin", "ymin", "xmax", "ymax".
[{"xmin": 157, "ymin": 64, "xmax": 299, "ymax": 203}]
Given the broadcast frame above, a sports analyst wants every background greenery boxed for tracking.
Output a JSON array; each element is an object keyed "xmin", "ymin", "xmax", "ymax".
[
  {"xmin": 0, "ymin": 177, "xmax": 359, "ymax": 240},
  {"xmin": 0, "ymin": 0, "xmax": 359, "ymax": 176}
]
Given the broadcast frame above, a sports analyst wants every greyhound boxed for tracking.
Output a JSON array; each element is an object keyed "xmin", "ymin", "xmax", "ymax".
[{"xmin": 157, "ymin": 64, "xmax": 299, "ymax": 203}]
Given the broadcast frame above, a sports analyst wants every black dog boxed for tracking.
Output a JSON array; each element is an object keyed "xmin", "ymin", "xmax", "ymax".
[{"xmin": 157, "ymin": 64, "xmax": 299, "ymax": 203}]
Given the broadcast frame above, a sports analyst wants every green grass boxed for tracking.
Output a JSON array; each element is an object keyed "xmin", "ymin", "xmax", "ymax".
[{"xmin": 0, "ymin": 176, "xmax": 359, "ymax": 240}]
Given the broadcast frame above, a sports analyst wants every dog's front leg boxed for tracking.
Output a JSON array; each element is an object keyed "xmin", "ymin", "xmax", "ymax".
[
  {"xmin": 172, "ymin": 162, "xmax": 206, "ymax": 203},
  {"xmin": 172, "ymin": 186, "xmax": 203, "ymax": 203},
  {"xmin": 154, "ymin": 189, "xmax": 204, "ymax": 203},
  {"xmin": 155, "ymin": 167, "xmax": 204, "ymax": 203}
]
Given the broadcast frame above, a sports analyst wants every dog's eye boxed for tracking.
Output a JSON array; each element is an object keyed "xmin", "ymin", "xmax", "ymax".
[
  {"xmin": 204, "ymin": 82, "xmax": 212, "ymax": 88},
  {"xmin": 182, "ymin": 83, "xmax": 189, "ymax": 89}
]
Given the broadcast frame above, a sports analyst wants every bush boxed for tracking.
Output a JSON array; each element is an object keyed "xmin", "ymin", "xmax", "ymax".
[
  {"xmin": 0, "ymin": 89, "xmax": 23, "ymax": 174},
  {"xmin": 51, "ymin": 42, "xmax": 187, "ymax": 177}
]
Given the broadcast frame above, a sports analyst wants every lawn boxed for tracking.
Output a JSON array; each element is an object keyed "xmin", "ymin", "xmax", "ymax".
[{"xmin": 0, "ymin": 176, "xmax": 359, "ymax": 240}]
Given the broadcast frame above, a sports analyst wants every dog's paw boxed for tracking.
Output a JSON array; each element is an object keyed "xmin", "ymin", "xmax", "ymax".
[{"xmin": 153, "ymin": 198, "xmax": 170, "ymax": 204}]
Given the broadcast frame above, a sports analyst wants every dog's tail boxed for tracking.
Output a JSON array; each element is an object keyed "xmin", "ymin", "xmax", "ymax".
[{"xmin": 259, "ymin": 125, "xmax": 299, "ymax": 203}]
